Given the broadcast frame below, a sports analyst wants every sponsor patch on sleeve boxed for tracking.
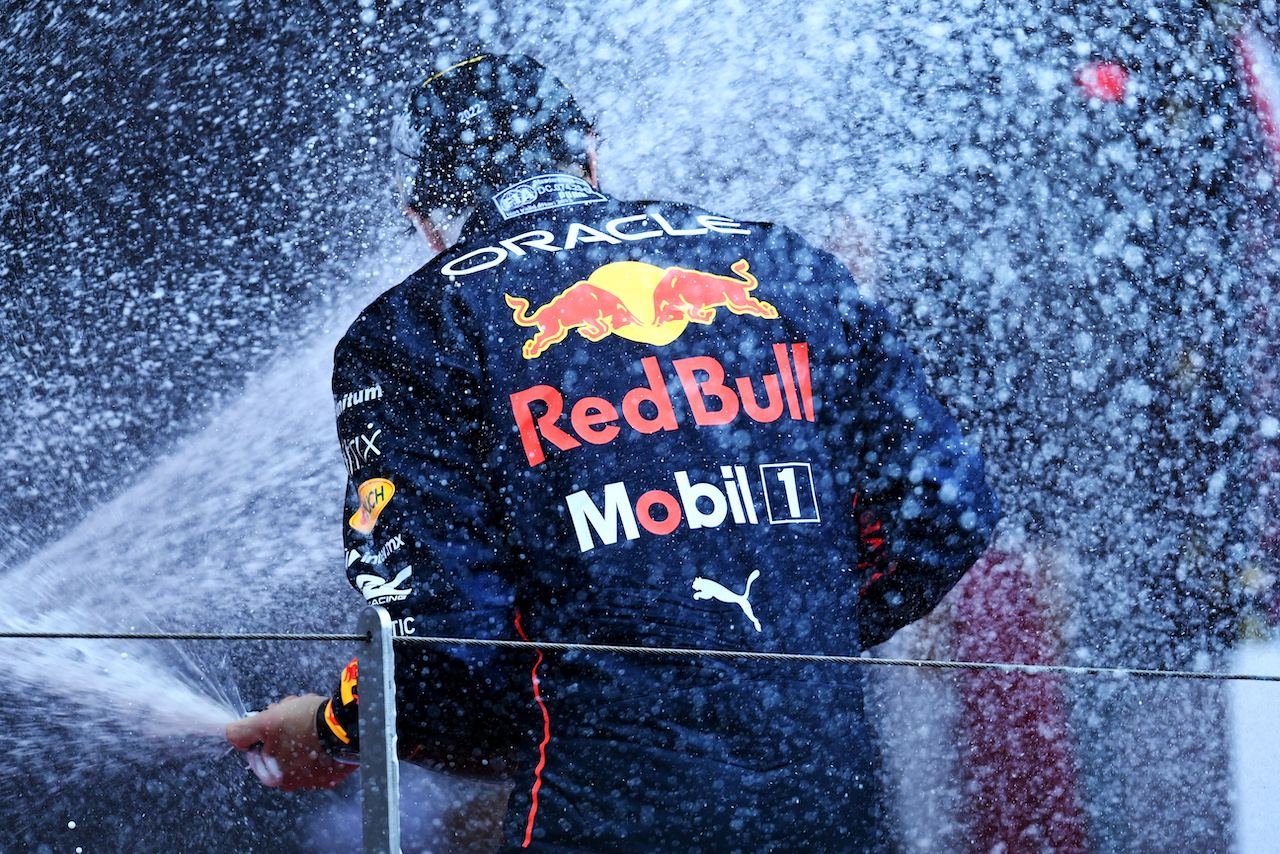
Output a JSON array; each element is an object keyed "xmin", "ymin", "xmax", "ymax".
[
  {"xmin": 350, "ymin": 478, "xmax": 395, "ymax": 534},
  {"xmin": 323, "ymin": 699, "xmax": 350, "ymax": 745}
]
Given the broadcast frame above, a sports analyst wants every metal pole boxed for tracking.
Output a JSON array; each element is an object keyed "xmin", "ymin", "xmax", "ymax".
[{"xmin": 357, "ymin": 605, "xmax": 401, "ymax": 854}]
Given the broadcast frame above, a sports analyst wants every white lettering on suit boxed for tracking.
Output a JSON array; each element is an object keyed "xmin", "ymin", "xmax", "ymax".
[
  {"xmin": 342, "ymin": 429, "xmax": 383, "ymax": 475},
  {"xmin": 441, "ymin": 213, "xmax": 752, "ymax": 277},
  {"xmin": 356, "ymin": 566, "xmax": 413, "ymax": 604}
]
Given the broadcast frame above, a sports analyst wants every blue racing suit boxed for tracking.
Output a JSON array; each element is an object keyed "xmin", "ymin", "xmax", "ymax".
[{"xmin": 319, "ymin": 172, "xmax": 1000, "ymax": 852}]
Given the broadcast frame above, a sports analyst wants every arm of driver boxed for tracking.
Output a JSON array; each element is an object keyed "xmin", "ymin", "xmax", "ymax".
[{"xmin": 226, "ymin": 693, "xmax": 357, "ymax": 792}]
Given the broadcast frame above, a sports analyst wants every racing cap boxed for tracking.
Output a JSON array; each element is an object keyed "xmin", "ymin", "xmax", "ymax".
[{"xmin": 391, "ymin": 54, "xmax": 593, "ymax": 215}]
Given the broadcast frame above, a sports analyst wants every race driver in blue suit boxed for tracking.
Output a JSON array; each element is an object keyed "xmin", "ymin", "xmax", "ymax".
[{"xmin": 228, "ymin": 54, "xmax": 1000, "ymax": 853}]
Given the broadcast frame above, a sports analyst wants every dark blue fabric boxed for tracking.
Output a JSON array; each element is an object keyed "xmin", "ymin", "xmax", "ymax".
[
  {"xmin": 326, "ymin": 174, "xmax": 999, "ymax": 848},
  {"xmin": 498, "ymin": 658, "xmax": 887, "ymax": 854}
]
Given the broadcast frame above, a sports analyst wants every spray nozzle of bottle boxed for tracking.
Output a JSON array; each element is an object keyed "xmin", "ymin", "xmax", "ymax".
[
  {"xmin": 243, "ymin": 742, "xmax": 284, "ymax": 786},
  {"xmin": 239, "ymin": 710, "xmax": 285, "ymax": 787}
]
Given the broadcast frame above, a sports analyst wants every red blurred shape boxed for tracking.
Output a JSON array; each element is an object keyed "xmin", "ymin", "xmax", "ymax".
[
  {"xmin": 952, "ymin": 548, "xmax": 1092, "ymax": 854},
  {"xmin": 1076, "ymin": 61, "xmax": 1129, "ymax": 102}
]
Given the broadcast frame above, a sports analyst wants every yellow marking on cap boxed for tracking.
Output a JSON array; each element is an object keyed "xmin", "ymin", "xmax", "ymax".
[{"xmin": 421, "ymin": 54, "xmax": 491, "ymax": 87}]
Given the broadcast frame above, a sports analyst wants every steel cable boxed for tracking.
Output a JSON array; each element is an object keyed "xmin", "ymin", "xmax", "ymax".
[{"xmin": 1, "ymin": 630, "xmax": 1278, "ymax": 682}]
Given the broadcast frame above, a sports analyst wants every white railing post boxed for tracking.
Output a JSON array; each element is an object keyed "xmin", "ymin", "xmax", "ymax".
[{"xmin": 357, "ymin": 605, "xmax": 400, "ymax": 854}]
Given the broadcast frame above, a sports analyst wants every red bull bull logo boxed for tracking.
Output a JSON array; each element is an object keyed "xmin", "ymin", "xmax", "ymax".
[{"xmin": 504, "ymin": 259, "xmax": 778, "ymax": 359}]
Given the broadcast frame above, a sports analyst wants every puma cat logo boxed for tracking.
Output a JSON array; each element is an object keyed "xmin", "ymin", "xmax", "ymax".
[{"xmin": 692, "ymin": 570, "xmax": 762, "ymax": 632}]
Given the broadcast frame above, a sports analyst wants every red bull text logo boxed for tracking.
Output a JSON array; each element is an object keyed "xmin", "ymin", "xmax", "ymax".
[
  {"xmin": 504, "ymin": 259, "xmax": 777, "ymax": 359},
  {"xmin": 510, "ymin": 343, "xmax": 815, "ymax": 467}
]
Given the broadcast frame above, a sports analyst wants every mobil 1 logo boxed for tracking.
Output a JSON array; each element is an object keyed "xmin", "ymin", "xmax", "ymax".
[{"xmin": 566, "ymin": 460, "xmax": 821, "ymax": 553}]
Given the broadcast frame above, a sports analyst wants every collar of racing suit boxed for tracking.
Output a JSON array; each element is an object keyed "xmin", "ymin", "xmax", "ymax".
[{"xmin": 456, "ymin": 171, "xmax": 608, "ymax": 241}]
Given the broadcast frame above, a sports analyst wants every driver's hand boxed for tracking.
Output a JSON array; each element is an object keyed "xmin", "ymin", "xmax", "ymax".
[{"xmin": 226, "ymin": 693, "xmax": 357, "ymax": 791}]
